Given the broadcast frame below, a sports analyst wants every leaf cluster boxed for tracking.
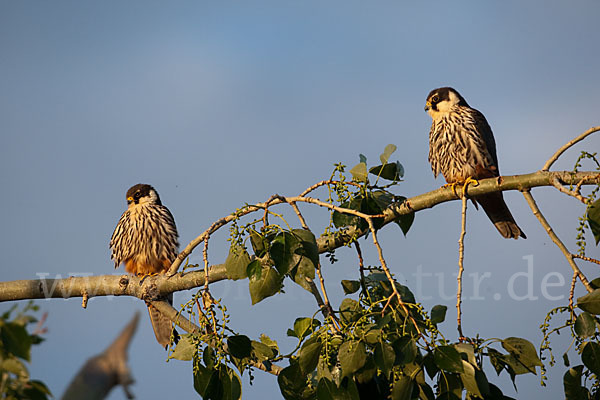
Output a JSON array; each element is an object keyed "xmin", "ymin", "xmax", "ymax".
[
  {"xmin": 0, "ymin": 302, "xmax": 51, "ymax": 400},
  {"xmin": 275, "ymin": 271, "xmax": 542, "ymax": 400}
]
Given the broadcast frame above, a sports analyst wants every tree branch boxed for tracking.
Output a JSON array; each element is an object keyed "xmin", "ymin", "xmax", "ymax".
[
  {"xmin": 0, "ymin": 170, "xmax": 598, "ymax": 304},
  {"xmin": 522, "ymin": 190, "xmax": 592, "ymax": 293},
  {"xmin": 542, "ymin": 126, "xmax": 600, "ymax": 171}
]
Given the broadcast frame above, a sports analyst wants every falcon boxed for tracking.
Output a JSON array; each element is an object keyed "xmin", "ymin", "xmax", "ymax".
[
  {"xmin": 425, "ymin": 87, "xmax": 526, "ymax": 239},
  {"xmin": 110, "ymin": 184, "xmax": 179, "ymax": 347}
]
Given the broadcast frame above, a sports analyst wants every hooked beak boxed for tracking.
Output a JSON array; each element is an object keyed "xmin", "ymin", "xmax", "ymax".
[{"xmin": 424, "ymin": 101, "xmax": 431, "ymax": 111}]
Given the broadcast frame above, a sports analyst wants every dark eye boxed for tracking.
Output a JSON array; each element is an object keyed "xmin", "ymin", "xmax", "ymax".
[
  {"xmin": 134, "ymin": 192, "xmax": 141, "ymax": 199},
  {"xmin": 432, "ymin": 95, "xmax": 439, "ymax": 103}
]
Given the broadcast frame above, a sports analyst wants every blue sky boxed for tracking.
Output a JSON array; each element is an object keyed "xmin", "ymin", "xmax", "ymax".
[{"xmin": 1, "ymin": 1, "xmax": 599, "ymax": 399}]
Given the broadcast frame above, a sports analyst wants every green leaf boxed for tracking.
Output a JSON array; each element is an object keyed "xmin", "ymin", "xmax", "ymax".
[
  {"xmin": 501, "ymin": 337, "xmax": 543, "ymax": 373},
  {"xmin": 359, "ymin": 154, "xmax": 367, "ymax": 164},
  {"xmin": 590, "ymin": 277, "xmax": 600, "ymax": 289},
  {"xmin": 246, "ymin": 259, "xmax": 262, "ymax": 280},
  {"xmin": 299, "ymin": 340, "xmax": 322, "ymax": 374},
  {"xmin": 392, "ymin": 196, "xmax": 414, "ymax": 236},
  {"xmin": 574, "ymin": 312, "xmax": 596, "ymax": 338},
  {"xmin": 338, "ymin": 340, "xmax": 367, "ymax": 378},
  {"xmin": 249, "ymin": 229, "xmax": 267, "ymax": 257},
  {"xmin": 170, "ymin": 334, "xmax": 196, "ymax": 361},
  {"xmin": 332, "ymin": 197, "xmax": 364, "ymax": 229},
  {"xmin": 502, "ymin": 353, "xmax": 533, "ymax": 376},
  {"xmin": 459, "ymin": 361, "xmax": 487, "ymax": 398},
  {"xmin": 434, "ymin": 346, "xmax": 464, "ymax": 373},
  {"xmin": 341, "ymin": 280, "xmax": 361, "ymax": 294},
  {"xmin": 203, "ymin": 346, "xmax": 216, "ymax": 369},
  {"xmin": 350, "ymin": 162, "xmax": 368, "ymax": 182},
  {"xmin": 391, "ymin": 375, "xmax": 413, "ymax": 400},
  {"xmin": 582, "ymin": 341, "xmax": 600, "ymax": 375},
  {"xmin": 293, "ymin": 317, "xmax": 321, "ymax": 340},
  {"xmin": 249, "ymin": 266, "xmax": 282, "ymax": 305},
  {"xmin": 354, "ymin": 355, "xmax": 376, "ymax": 384},
  {"xmin": 219, "ymin": 366, "xmax": 242, "ymax": 400},
  {"xmin": 317, "ymin": 377, "xmax": 360, "ymax": 400},
  {"xmin": 588, "ymin": 199, "xmax": 600, "ymax": 245},
  {"xmin": 431, "ymin": 305, "xmax": 447, "ymax": 324},
  {"xmin": 369, "ymin": 162, "xmax": 403, "ymax": 181},
  {"xmin": 23, "ymin": 380, "xmax": 52, "ymax": 400},
  {"xmin": 380, "ymin": 144, "xmax": 397, "ymax": 164},
  {"xmin": 1, "ymin": 322, "xmax": 32, "ymax": 361},
  {"xmin": 270, "ymin": 232, "xmax": 301, "ymax": 275},
  {"xmin": 423, "ymin": 352, "xmax": 439, "ymax": 380},
  {"xmin": 437, "ymin": 372, "xmax": 463, "ymax": 398},
  {"xmin": 1, "ymin": 358, "xmax": 28, "ymax": 376},
  {"xmin": 487, "ymin": 383, "xmax": 514, "ymax": 400},
  {"xmin": 363, "ymin": 326, "xmax": 381, "ymax": 344},
  {"xmin": 564, "ymin": 365, "xmax": 590, "ymax": 400},
  {"xmin": 251, "ymin": 340, "xmax": 275, "ymax": 361},
  {"xmin": 455, "ymin": 343, "xmax": 477, "ymax": 366},
  {"xmin": 393, "ymin": 336, "xmax": 417, "ymax": 365},
  {"xmin": 578, "ymin": 289, "xmax": 600, "ymax": 315},
  {"xmin": 487, "ymin": 349, "xmax": 506, "ymax": 376},
  {"xmin": 290, "ymin": 255, "xmax": 316, "ymax": 292},
  {"xmin": 292, "ymin": 229, "xmax": 320, "ymax": 268},
  {"xmin": 374, "ymin": 341, "xmax": 395, "ymax": 379},
  {"xmin": 224, "ymin": 244, "xmax": 250, "ymax": 280},
  {"xmin": 260, "ymin": 333, "xmax": 279, "ymax": 354},
  {"xmin": 227, "ymin": 335, "xmax": 252, "ymax": 359},
  {"xmin": 339, "ymin": 298, "xmax": 362, "ymax": 324},
  {"xmin": 193, "ymin": 361, "xmax": 219, "ymax": 398},
  {"xmin": 278, "ymin": 362, "xmax": 309, "ymax": 400}
]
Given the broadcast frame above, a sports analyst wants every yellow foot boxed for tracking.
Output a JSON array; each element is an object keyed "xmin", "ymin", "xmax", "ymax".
[
  {"xmin": 441, "ymin": 182, "xmax": 461, "ymax": 197},
  {"xmin": 442, "ymin": 177, "xmax": 480, "ymax": 198},
  {"xmin": 138, "ymin": 272, "xmax": 160, "ymax": 284},
  {"xmin": 461, "ymin": 177, "xmax": 480, "ymax": 197}
]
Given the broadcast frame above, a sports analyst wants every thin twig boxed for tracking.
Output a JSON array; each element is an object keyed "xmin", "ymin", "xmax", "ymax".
[
  {"xmin": 365, "ymin": 218, "xmax": 424, "ymax": 339},
  {"xmin": 299, "ymin": 180, "xmax": 362, "ymax": 197},
  {"xmin": 203, "ymin": 236, "xmax": 210, "ymax": 291},
  {"xmin": 542, "ymin": 126, "xmax": 600, "ymax": 171},
  {"xmin": 569, "ymin": 272, "xmax": 577, "ymax": 319},
  {"xmin": 573, "ymin": 254, "xmax": 600, "ymax": 266},
  {"xmin": 354, "ymin": 242, "xmax": 368, "ymax": 295},
  {"xmin": 314, "ymin": 263, "xmax": 341, "ymax": 332},
  {"xmin": 522, "ymin": 190, "xmax": 592, "ymax": 293},
  {"xmin": 457, "ymin": 195, "xmax": 467, "ymax": 340},
  {"xmin": 551, "ymin": 176, "xmax": 588, "ymax": 204},
  {"xmin": 290, "ymin": 201, "xmax": 309, "ymax": 229}
]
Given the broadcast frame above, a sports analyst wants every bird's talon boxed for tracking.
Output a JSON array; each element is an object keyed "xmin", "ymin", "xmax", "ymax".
[
  {"xmin": 461, "ymin": 177, "xmax": 480, "ymax": 197},
  {"xmin": 138, "ymin": 272, "xmax": 159, "ymax": 284}
]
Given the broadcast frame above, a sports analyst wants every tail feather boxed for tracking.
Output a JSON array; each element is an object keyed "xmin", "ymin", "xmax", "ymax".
[
  {"xmin": 475, "ymin": 192, "xmax": 526, "ymax": 239},
  {"xmin": 147, "ymin": 293, "xmax": 175, "ymax": 348}
]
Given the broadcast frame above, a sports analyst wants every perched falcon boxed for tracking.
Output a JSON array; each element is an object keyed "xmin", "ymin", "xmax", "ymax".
[
  {"xmin": 425, "ymin": 87, "xmax": 526, "ymax": 239},
  {"xmin": 110, "ymin": 184, "xmax": 179, "ymax": 347}
]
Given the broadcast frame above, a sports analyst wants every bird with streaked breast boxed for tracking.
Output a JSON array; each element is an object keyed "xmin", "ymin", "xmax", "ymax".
[
  {"xmin": 425, "ymin": 87, "xmax": 526, "ymax": 239},
  {"xmin": 110, "ymin": 183, "xmax": 179, "ymax": 347}
]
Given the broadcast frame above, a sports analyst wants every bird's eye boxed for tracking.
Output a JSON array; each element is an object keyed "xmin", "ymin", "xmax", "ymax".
[
  {"xmin": 134, "ymin": 192, "xmax": 141, "ymax": 199},
  {"xmin": 432, "ymin": 95, "xmax": 439, "ymax": 103}
]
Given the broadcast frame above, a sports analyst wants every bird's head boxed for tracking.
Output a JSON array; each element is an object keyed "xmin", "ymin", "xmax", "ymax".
[
  {"xmin": 126, "ymin": 184, "xmax": 162, "ymax": 206},
  {"xmin": 424, "ymin": 87, "xmax": 469, "ymax": 118}
]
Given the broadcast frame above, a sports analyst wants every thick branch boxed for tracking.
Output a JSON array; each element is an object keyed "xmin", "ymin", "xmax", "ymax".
[{"xmin": 0, "ymin": 170, "xmax": 598, "ymax": 303}]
